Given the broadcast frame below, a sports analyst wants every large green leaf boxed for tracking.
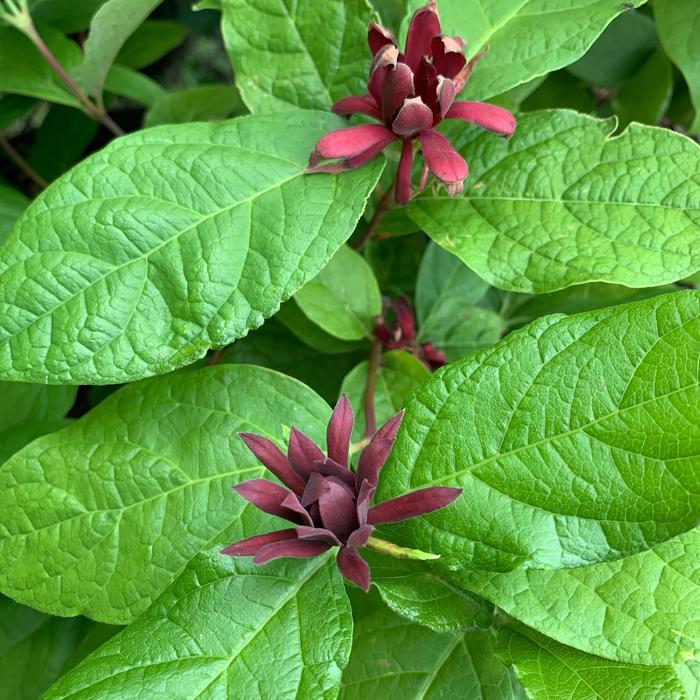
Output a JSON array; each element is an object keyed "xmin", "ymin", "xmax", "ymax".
[
  {"xmin": 0, "ymin": 365, "xmax": 331, "ymax": 623},
  {"xmin": 0, "ymin": 111, "xmax": 383, "ymax": 384},
  {"xmin": 0, "ymin": 181, "xmax": 29, "ymax": 244},
  {"xmin": 221, "ymin": 0, "xmax": 376, "ymax": 113},
  {"xmin": 44, "ymin": 548, "xmax": 351, "ymax": 699},
  {"xmin": 410, "ymin": 111, "xmax": 700, "ymax": 293},
  {"xmin": 498, "ymin": 623, "xmax": 689, "ymax": 700},
  {"xmin": 0, "ymin": 595, "xmax": 118, "ymax": 700},
  {"xmin": 295, "ymin": 245, "xmax": 382, "ymax": 341},
  {"xmin": 29, "ymin": 0, "xmax": 107, "ymax": 34},
  {"xmin": 655, "ymin": 0, "xmax": 700, "ymax": 135},
  {"xmin": 401, "ymin": 0, "xmax": 645, "ymax": 101},
  {"xmin": 375, "ymin": 291, "xmax": 700, "ymax": 664},
  {"xmin": 0, "ymin": 382, "xmax": 75, "ymax": 428},
  {"xmin": 460, "ymin": 528, "xmax": 699, "ymax": 666},
  {"xmin": 73, "ymin": 0, "xmax": 162, "ymax": 100},
  {"xmin": 0, "ymin": 25, "xmax": 80, "ymax": 106},
  {"xmin": 377, "ymin": 291, "xmax": 700, "ymax": 572},
  {"xmin": 115, "ymin": 19, "xmax": 188, "ymax": 69},
  {"xmin": 340, "ymin": 607, "xmax": 520, "ymax": 699}
]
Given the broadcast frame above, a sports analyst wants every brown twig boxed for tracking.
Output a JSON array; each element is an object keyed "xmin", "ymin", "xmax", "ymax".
[
  {"xmin": 0, "ymin": 132, "xmax": 48, "ymax": 189},
  {"xmin": 354, "ymin": 185, "xmax": 394, "ymax": 252},
  {"xmin": 362, "ymin": 338, "xmax": 383, "ymax": 440}
]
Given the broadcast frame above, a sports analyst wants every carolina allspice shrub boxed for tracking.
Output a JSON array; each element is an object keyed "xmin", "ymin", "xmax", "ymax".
[{"xmin": 0, "ymin": 1, "xmax": 698, "ymax": 699}]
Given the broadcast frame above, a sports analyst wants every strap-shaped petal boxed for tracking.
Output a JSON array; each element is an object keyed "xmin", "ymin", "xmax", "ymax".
[
  {"xmin": 431, "ymin": 35, "xmax": 466, "ymax": 79},
  {"xmin": 288, "ymin": 427, "xmax": 326, "ymax": 478},
  {"xmin": 367, "ymin": 487, "xmax": 462, "ymax": 524},
  {"xmin": 233, "ymin": 480, "xmax": 311, "ymax": 525},
  {"xmin": 332, "ymin": 94, "xmax": 382, "ymax": 121},
  {"xmin": 239, "ymin": 433, "xmax": 306, "ymax": 495},
  {"xmin": 392, "ymin": 96, "xmax": 434, "ymax": 138},
  {"xmin": 327, "ymin": 395, "xmax": 354, "ymax": 468},
  {"xmin": 404, "ymin": 0, "xmax": 441, "ymax": 72},
  {"xmin": 336, "ymin": 547, "xmax": 371, "ymax": 591},
  {"xmin": 220, "ymin": 529, "xmax": 297, "ymax": 556},
  {"xmin": 368, "ymin": 19, "xmax": 397, "ymax": 56},
  {"xmin": 418, "ymin": 128, "xmax": 468, "ymax": 196},
  {"xmin": 446, "ymin": 101, "xmax": 516, "ymax": 136},
  {"xmin": 253, "ymin": 539, "xmax": 331, "ymax": 564}
]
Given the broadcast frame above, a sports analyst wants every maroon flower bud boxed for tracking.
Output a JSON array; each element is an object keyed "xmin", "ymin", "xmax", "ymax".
[
  {"xmin": 221, "ymin": 396, "xmax": 461, "ymax": 591},
  {"xmin": 307, "ymin": 0, "xmax": 516, "ymax": 204}
]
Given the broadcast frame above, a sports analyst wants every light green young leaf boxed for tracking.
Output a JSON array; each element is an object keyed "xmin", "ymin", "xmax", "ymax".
[
  {"xmin": 340, "ymin": 350, "xmax": 430, "ymax": 442},
  {"xmin": 376, "ymin": 291, "xmax": 700, "ymax": 573},
  {"xmin": 44, "ymin": 549, "xmax": 351, "ymax": 700},
  {"xmin": 0, "ymin": 111, "xmax": 383, "ymax": 384},
  {"xmin": 401, "ymin": 0, "xmax": 645, "ymax": 101},
  {"xmin": 0, "ymin": 181, "xmax": 29, "ymax": 243},
  {"xmin": 73, "ymin": 0, "xmax": 162, "ymax": 101},
  {"xmin": 410, "ymin": 110, "xmax": 700, "ymax": 293},
  {"xmin": 296, "ymin": 245, "xmax": 382, "ymax": 341},
  {"xmin": 459, "ymin": 528, "xmax": 699, "ymax": 666},
  {"xmin": 0, "ymin": 595, "xmax": 118, "ymax": 700},
  {"xmin": 498, "ymin": 622, "xmax": 688, "ymax": 700},
  {"xmin": 364, "ymin": 551, "xmax": 494, "ymax": 633},
  {"xmin": 115, "ymin": 19, "xmax": 188, "ymax": 69},
  {"xmin": 0, "ymin": 25, "xmax": 80, "ymax": 106},
  {"xmin": 144, "ymin": 84, "xmax": 243, "ymax": 127},
  {"xmin": 0, "ymin": 365, "xmax": 331, "ymax": 623},
  {"xmin": 221, "ymin": 0, "xmax": 376, "ymax": 113},
  {"xmin": 340, "ymin": 607, "xmax": 520, "ymax": 699},
  {"xmin": 655, "ymin": 0, "xmax": 700, "ymax": 134}
]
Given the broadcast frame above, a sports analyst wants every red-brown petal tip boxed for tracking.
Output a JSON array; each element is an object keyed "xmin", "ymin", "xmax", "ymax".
[
  {"xmin": 336, "ymin": 547, "xmax": 371, "ymax": 591},
  {"xmin": 367, "ymin": 487, "xmax": 462, "ymax": 525}
]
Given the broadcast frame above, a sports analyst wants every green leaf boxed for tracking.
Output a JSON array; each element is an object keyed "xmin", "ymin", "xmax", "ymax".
[
  {"xmin": 0, "ymin": 111, "xmax": 383, "ymax": 384},
  {"xmin": 0, "ymin": 419, "xmax": 71, "ymax": 466},
  {"xmin": 144, "ymin": 84, "xmax": 244, "ymax": 127},
  {"xmin": 410, "ymin": 110, "xmax": 700, "ymax": 293},
  {"xmin": 567, "ymin": 10, "xmax": 658, "ymax": 89},
  {"xmin": 0, "ymin": 181, "xmax": 29, "ymax": 244},
  {"xmin": 116, "ymin": 19, "xmax": 188, "ymax": 69},
  {"xmin": 221, "ymin": 0, "xmax": 376, "ymax": 112},
  {"xmin": 296, "ymin": 245, "xmax": 382, "ymax": 341},
  {"xmin": 401, "ymin": 0, "xmax": 645, "ymax": 101},
  {"xmin": 656, "ymin": 0, "xmax": 700, "ymax": 135},
  {"xmin": 377, "ymin": 291, "xmax": 700, "ymax": 572},
  {"xmin": 365, "ymin": 552, "xmax": 494, "ymax": 633},
  {"xmin": 460, "ymin": 528, "xmax": 699, "ymax": 666},
  {"xmin": 613, "ymin": 50, "xmax": 673, "ymax": 129},
  {"xmin": 416, "ymin": 244, "xmax": 502, "ymax": 360},
  {"xmin": 44, "ymin": 549, "xmax": 352, "ymax": 700},
  {"xmin": 0, "ymin": 25, "xmax": 80, "ymax": 106},
  {"xmin": 0, "ymin": 594, "xmax": 119, "ymax": 700},
  {"xmin": 74, "ymin": 0, "xmax": 162, "ymax": 101},
  {"xmin": 0, "ymin": 364, "xmax": 331, "ymax": 623},
  {"xmin": 340, "ymin": 350, "xmax": 430, "ymax": 442},
  {"xmin": 340, "ymin": 607, "xmax": 520, "ymax": 699},
  {"xmin": 371, "ymin": 0, "xmax": 406, "ymax": 32},
  {"xmin": 519, "ymin": 71, "xmax": 595, "ymax": 114},
  {"xmin": 365, "ymin": 233, "xmax": 427, "ymax": 295},
  {"xmin": 220, "ymin": 318, "xmax": 363, "ymax": 404},
  {"xmin": 498, "ymin": 622, "xmax": 689, "ymax": 700},
  {"xmin": 0, "ymin": 94, "xmax": 36, "ymax": 130}
]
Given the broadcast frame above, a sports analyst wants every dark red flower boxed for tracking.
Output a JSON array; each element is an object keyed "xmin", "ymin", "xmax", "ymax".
[
  {"xmin": 375, "ymin": 297, "xmax": 446, "ymax": 370},
  {"xmin": 221, "ymin": 396, "xmax": 461, "ymax": 590},
  {"xmin": 307, "ymin": 0, "xmax": 516, "ymax": 204}
]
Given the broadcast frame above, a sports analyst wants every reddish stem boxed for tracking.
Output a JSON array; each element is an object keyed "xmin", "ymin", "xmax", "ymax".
[{"xmin": 362, "ymin": 338, "xmax": 383, "ymax": 440}]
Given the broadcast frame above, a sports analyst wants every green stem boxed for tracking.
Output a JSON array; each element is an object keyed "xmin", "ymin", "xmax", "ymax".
[
  {"xmin": 353, "ymin": 185, "xmax": 394, "ymax": 252},
  {"xmin": 366, "ymin": 536, "xmax": 440, "ymax": 561}
]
